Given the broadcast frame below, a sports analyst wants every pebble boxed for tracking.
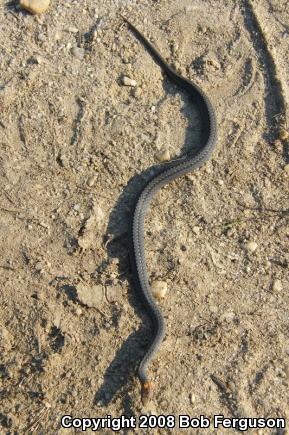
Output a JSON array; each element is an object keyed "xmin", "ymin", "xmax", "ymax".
[
  {"xmin": 32, "ymin": 55, "xmax": 43, "ymax": 64},
  {"xmin": 279, "ymin": 129, "xmax": 289, "ymax": 140},
  {"xmin": 151, "ymin": 280, "xmax": 168, "ymax": 300},
  {"xmin": 87, "ymin": 175, "xmax": 97, "ymax": 187},
  {"xmin": 122, "ymin": 76, "xmax": 137, "ymax": 87},
  {"xmin": 37, "ymin": 32, "xmax": 46, "ymax": 42},
  {"xmin": 67, "ymin": 26, "xmax": 79, "ymax": 33},
  {"xmin": 35, "ymin": 261, "xmax": 43, "ymax": 272},
  {"xmin": 59, "ymin": 154, "xmax": 69, "ymax": 167},
  {"xmin": 192, "ymin": 226, "xmax": 200, "ymax": 235},
  {"xmin": 245, "ymin": 241, "xmax": 258, "ymax": 253},
  {"xmin": 189, "ymin": 393, "xmax": 196, "ymax": 404},
  {"xmin": 155, "ymin": 149, "xmax": 170, "ymax": 162},
  {"xmin": 76, "ymin": 283, "xmax": 104, "ymax": 308},
  {"xmin": 72, "ymin": 47, "xmax": 85, "ymax": 60},
  {"xmin": 272, "ymin": 279, "xmax": 282, "ymax": 292},
  {"xmin": 20, "ymin": 0, "xmax": 50, "ymax": 14},
  {"xmin": 75, "ymin": 307, "xmax": 82, "ymax": 316},
  {"xmin": 284, "ymin": 164, "xmax": 289, "ymax": 175}
]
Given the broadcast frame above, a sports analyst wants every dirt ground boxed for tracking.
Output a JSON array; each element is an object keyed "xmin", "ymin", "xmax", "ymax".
[{"xmin": 0, "ymin": 0, "xmax": 289, "ymax": 433}]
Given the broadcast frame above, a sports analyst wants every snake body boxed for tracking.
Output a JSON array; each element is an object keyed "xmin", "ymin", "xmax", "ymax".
[{"xmin": 123, "ymin": 17, "xmax": 218, "ymax": 403}]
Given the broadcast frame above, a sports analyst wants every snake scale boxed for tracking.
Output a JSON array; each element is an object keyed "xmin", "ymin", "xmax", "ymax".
[{"xmin": 122, "ymin": 16, "xmax": 218, "ymax": 404}]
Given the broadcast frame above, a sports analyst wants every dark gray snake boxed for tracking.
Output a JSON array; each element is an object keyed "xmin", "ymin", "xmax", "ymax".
[{"xmin": 122, "ymin": 16, "xmax": 218, "ymax": 404}]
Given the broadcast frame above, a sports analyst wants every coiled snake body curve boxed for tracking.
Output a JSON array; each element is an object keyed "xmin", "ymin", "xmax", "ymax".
[{"xmin": 122, "ymin": 16, "xmax": 218, "ymax": 404}]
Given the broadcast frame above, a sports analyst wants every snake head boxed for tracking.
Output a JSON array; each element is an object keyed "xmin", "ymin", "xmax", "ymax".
[{"xmin": 141, "ymin": 381, "xmax": 153, "ymax": 405}]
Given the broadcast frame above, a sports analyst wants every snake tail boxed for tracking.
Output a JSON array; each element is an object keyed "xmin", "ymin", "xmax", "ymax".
[{"xmin": 141, "ymin": 381, "xmax": 153, "ymax": 405}]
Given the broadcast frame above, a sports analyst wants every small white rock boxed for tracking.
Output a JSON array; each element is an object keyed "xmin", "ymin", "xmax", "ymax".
[
  {"xmin": 245, "ymin": 241, "xmax": 258, "ymax": 253},
  {"xmin": 284, "ymin": 164, "xmax": 289, "ymax": 175},
  {"xmin": 189, "ymin": 393, "xmax": 196, "ymax": 404},
  {"xmin": 20, "ymin": 0, "xmax": 50, "ymax": 14},
  {"xmin": 122, "ymin": 76, "xmax": 137, "ymax": 87},
  {"xmin": 151, "ymin": 280, "xmax": 168, "ymax": 300},
  {"xmin": 272, "ymin": 279, "xmax": 282, "ymax": 292},
  {"xmin": 67, "ymin": 26, "xmax": 79, "ymax": 34},
  {"xmin": 34, "ymin": 55, "xmax": 43, "ymax": 64},
  {"xmin": 75, "ymin": 307, "xmax": 82, "ymax": 316},
  {"xmin": 37, "ymin": 32, "xmax": 46, "ymax": 42},
  {"xmin": 155, "ymin": 149, "xmax": 170, "ymax": 162},
  {"xmin": 192, "ymin": 226, "xmax": 200, "ymax": 235},
  {"xmin": 87, "ymin": 175, "xmax": 97, "ymax": 187}
]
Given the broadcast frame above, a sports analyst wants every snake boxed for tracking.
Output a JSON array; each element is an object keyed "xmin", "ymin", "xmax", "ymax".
[{"xmin": 121, "ymin": 16, "xmax": 218, "ymax": 404}]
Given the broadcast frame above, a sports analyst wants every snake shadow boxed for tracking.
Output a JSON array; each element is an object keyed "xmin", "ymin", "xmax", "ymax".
[{"xmin": 93, "ymin": 73, "xmax": 204, "ymax": 413}]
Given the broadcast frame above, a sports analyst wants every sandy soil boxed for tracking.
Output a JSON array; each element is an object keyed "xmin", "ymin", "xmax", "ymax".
[{"xmin": 0, "ymin": 0, "xmax": 289, "ymax": 433}]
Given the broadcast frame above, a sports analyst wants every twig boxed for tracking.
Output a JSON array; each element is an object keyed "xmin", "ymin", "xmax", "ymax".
[
  {"xmin": 0, "ymin": 265, "xmax": 16, "ymax": 271},
  {"xmin": 0, "ymin": 206, "xmax": 22, "ymax": 213},
  {"xmin": 24, "ymin": 407, "xmax": 47, "ymax": 433},
  {"xmin": 8, "ymin": 11, "xmax": 20, "ymax": 21},
  {"xmin": 211, "ymin": 374, "xmax": 227, "ymax": 392}
]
